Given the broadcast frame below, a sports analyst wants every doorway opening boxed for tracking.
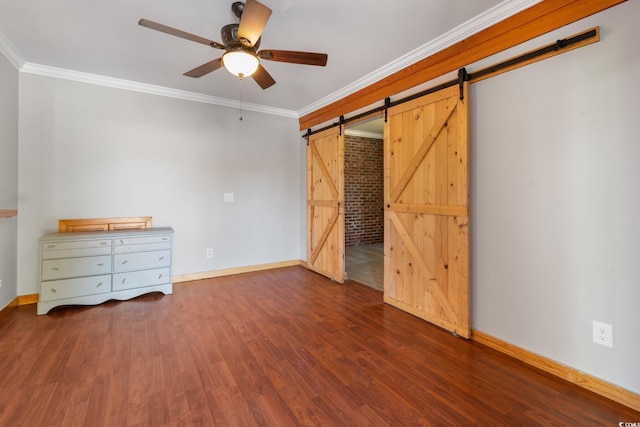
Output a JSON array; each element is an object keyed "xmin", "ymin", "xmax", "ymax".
[{"xmin": 344, "ymin": 117, "xmax": 384, "ymax": 291}]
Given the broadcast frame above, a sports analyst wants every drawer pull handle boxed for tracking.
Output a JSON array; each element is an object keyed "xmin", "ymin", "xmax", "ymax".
[
  {"xmin": 162, "ymin": 237, "xmax": 168, "ymax": 241},
  {"xmin": 122, "ymin": 260, "xmax": 128, "ymax": 264},
  {"xmin": 159, "ymin": 257, "xmax": 165, "ymax": 261},
  {"xmin": 122, "ymin": 278, "xmax": 126, "ymax": 284},
  {"xmin": 50, "ymin": 288, "xmax": 56, "ymax": 294},
  {"xmin": 47, "ymin": 244, "xmax": 56, "ymax": 249},
  {"xmin": 52, "ymin": 267, "xmax": 59, "ymax": 271},
  {"xmin": 97, "ymin": 263, "xmax": 104, "ymax": 266},
  {"xmin": 158, "ymin": 274, "xmax": 163, "ymax": 279},
  {"xmin": 97, "ymin": 282, "xmax": 103, "ymax": 287},
  {"xmin": 120, "ymin": 240, "xmax": 124, "ymax": 245},
  {"xmin": 100, "ymin": 242, "xmax": 108, "ymax": 246}
]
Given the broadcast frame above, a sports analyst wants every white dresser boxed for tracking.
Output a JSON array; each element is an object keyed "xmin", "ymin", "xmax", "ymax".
[{"xmin": 38, "ymin": 227, "xmax": 174, "ymax": 315}]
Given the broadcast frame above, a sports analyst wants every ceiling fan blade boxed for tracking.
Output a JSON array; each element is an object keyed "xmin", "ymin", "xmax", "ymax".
[
  {"xmin": 184, "ymin": 58, "xmax": 223, "ymax": 78},
  {"xmin": 139, "ymin": 19, "xmax": 225, "ymax": 49},
  {"xmin": 237, "ymin": 0, "xmax": 272, "ymax": 47},
  {"xmin": 251, "ymin": 64, "xmax": 276, "ymax": 89},
  {"xmin": 258, "ymin": 50, "xmax": 328, "ymax": 66}
]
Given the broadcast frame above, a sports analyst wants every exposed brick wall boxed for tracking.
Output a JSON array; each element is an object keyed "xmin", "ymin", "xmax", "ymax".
[{"xmin": 345, "ymin": 135, "xmax": 384, "ymax": 247}]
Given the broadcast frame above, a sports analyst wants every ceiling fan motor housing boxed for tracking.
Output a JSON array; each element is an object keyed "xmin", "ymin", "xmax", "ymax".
[{"xmin": 221, "ymin": 23, "xmax": 260, "ymax": 51}]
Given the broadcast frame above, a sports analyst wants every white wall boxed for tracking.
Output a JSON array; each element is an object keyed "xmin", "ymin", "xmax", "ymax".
[
  {"xmin": 299, "ymin": 136, "xmax": 308, "ymax": 260},
  {"xmin": 470, "ymin": 1, "xmax": 639, "ymax": 394},
  {"xmin": 0, "ymin": 52, "xmax": 18, "ymax": 310},
  {"xmin": 17, "ymin": 75, "xmax": 302, "ymax": 296}
]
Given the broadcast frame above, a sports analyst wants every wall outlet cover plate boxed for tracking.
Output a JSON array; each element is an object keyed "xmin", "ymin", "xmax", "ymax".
[{"xmin": 592, "ymin": 320, "xmax": 613, "ymax": 348}]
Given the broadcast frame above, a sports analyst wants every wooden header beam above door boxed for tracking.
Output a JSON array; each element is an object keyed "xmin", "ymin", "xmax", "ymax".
[{"xmin": 299, "ymin": 0, "xmax": 626, "ymax": 131}]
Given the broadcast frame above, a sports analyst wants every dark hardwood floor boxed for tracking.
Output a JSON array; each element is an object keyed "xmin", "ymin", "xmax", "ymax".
[{"xmin": 1, "ymin": 266, "xmax": 638, "ymax": 426}]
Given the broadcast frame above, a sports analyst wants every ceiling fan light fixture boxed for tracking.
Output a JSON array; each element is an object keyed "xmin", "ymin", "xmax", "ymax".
[
  {"xmin": 139, "ymin": 0, "xmax": 327, "ymax": 89},
  {"xmin": 223, "ymin": 51, "xmax": 259, "ymax": 77}
]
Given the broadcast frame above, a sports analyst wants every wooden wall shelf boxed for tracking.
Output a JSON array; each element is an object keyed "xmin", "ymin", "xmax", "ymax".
[{"xmin": 0, "ymin": 210, "xmax": 18, "ymax": 219}]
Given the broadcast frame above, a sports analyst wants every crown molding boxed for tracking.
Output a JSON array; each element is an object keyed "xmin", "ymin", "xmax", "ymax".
[
  {"xmin": 4, "ymin": 0, "xmax": 539, "ymax": 120},
  {"xmin": 344, "ymin": 129, "xmax": 383, "ymax": 140},
  {"xmin": 0, "ymin": 31, "xmax": 25, "ymax": 70},
  {"xmin": 18, "ymin": 62, "xmax": 298, "ymax": 119},
  {"xmin": 296, "ymin": 0, "xmax": 541, "ymax": 118}
]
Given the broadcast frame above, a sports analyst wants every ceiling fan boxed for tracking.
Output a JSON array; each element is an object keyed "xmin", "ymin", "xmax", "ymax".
[{"xmin": 139, "ymin": 0, "xmax": 328, "ymax": 89}]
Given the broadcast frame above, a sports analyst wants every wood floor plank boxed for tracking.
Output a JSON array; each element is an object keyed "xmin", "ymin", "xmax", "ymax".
[{"xmin": 0, "ymin": 266, "xmax": 638, "ymax": 426}]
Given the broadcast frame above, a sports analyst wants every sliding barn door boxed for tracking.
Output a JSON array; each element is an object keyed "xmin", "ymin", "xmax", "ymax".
[
  {"xmin": 384, "ymin": 84, "xmax": 470, "ymax": 337},
  {"xmin": 306, "ymin": 126, "xmax": 345, "ymax": 282}
]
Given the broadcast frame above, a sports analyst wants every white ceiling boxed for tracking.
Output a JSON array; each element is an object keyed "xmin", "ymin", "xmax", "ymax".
[{"xmin": 0, "ymin": 0, "xmax": 539, "ymax": 117}]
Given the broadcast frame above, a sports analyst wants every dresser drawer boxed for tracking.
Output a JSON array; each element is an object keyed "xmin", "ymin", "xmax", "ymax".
[
  {"xmin": 113, "ymin": 242, "xmax": 171, "ymax": 254},
  {"xmin": 114, "ymin": 235, "xmax": 171, "ymax": 246},
  {"xmin": 42, "ymin": 255, "xmax": 112, "ymax": 281},
  {"xmin": 40, "ymin": 274, "xmax": 111, "ymax": 301},
  {"xmin": 43, "ymin": 246, "xmax": 112, "ymax": 259},
  {"xmin": 42, "ymin": 239, "xmax": 112, "ymax": 259},
  {"xmin": 113, "ymin": 250, "xmax": 171, "ymax": 272},
  {"xmin": 112, "ymin": 267, "xmax": 171, "ymax": 291}
]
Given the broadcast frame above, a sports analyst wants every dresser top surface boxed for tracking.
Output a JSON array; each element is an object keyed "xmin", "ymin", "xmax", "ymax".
[{"xmin": 40, "ymin": 227, "xmax": 174, "ymax": 242}]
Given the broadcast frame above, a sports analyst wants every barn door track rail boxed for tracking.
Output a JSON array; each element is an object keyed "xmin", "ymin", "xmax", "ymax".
[{"xmin": 303, "ymin": 27, "xmax": 599, "ymax": 138}]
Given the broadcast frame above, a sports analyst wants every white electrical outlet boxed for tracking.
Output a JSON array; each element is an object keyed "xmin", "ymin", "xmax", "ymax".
[
  {"xmin": 224, "ymin": 193, "xmax": 234, "ymax": 202},
  {"xmin": 206, "ymin": 248, "xmax": 214, "ymax": 258},
  {"xmin": 592, "ymin": 320, "xmax": 613, "ymax": 348}
]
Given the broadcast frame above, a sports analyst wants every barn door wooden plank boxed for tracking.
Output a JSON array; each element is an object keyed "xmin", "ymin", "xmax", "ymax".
[
  {"xmin": 384, "ymin": 84, "xmax": 470, "ymax": 337},
  {"xmin": 309, "ymin": 142, "xmax": 340, "ymax": 200},
  {"xmin": 309, "ymin": 207, "xmax": 339, "ymax": 265},
  {"xmin": 306, "ymin": 126, "xmax": 345, "ymax": 282},
  {"xmin": 389, "ymin": 98, "xmax": 457, "ymax": 203},
  {"xmin": 388, "ymin": 211, "xmax": 459, "ymax": 324}
]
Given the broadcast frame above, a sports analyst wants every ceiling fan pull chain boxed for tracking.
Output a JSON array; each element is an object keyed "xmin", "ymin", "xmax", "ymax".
[{"xmin": 239, "ymin": 74, "xmax": 244, "ymax": 121}]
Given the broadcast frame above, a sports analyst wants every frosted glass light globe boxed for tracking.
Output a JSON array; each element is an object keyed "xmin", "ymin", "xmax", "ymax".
[{"xmin": 223, "ymin": 51, "xmax": 259, "ymax": 77}]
